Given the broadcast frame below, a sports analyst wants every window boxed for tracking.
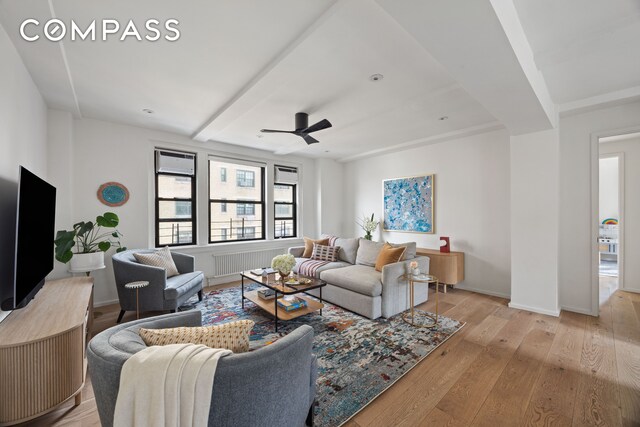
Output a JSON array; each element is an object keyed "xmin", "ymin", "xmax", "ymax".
[
  {"xmin": 220, "ymin": 167, "xmax": 227, "ymax": 182},
  {"xmin": 236, "ymin": 170, "xmax": 255, "ymax": 187},
  {"xmin": 274, "ymin": 183, "xmax": 296, "ymax": 238},
  {"xmin": 209, "ymin": 158, "xmax": 265, "ymax": 243},
  {"xmin": 155, "ymin": 149, "xmax": 196, "ymax": 246},
  {"xmin": 236, "ymin": 203, "xmax": 255, "ymax": 216}
]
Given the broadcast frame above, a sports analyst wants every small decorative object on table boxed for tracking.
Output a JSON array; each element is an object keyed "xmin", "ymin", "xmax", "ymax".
[
  {"xmin": 124, "ymin": 281, "xmax": 149, "ymax": 319},
  {"xmin": 357, "ymin": 213, "xmax": 379, "ymax": 240},
  {"xmin": 409, "ymin": 260, "xmax": 420, "ymax": 276},
  {"xmin": 271, "ymin": 254, "xmax": 296, "ymax": 286},
  {"xmin": 440, "ymin": 236, "xmax": 450, "ymax": 253}
]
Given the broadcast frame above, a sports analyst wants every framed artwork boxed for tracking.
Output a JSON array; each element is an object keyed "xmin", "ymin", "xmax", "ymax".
[
  {"xmin": 383, "ymin": 174, "xmax": 434, "ymax": 233},
  {"xmin": 97, "ymin": 182, "xmax": 129, "ymax": 207}
]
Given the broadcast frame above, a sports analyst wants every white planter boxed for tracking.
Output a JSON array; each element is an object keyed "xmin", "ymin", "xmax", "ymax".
[{"xmin": 69, "ymin": 252, "xmax": 105, "ymax": 273}]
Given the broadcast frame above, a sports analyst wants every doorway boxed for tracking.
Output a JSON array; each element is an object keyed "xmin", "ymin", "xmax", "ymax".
[{"xmin": 598, "ymin": 152, "xmax": 622, "ymax": 304}]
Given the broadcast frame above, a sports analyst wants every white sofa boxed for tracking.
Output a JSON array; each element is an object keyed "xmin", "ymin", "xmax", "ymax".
[{"xmin": 289, "ymin": 237, "xmax": 430, "ymax": 319}]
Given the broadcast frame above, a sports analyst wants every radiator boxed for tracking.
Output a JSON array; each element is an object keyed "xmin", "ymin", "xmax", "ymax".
[{"xmin": 212, "ymin": 247, "xmax": 289, "ymax": 277}]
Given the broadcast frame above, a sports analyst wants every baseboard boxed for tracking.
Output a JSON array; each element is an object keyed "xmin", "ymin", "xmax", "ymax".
[
  {"xmin": 93, "ymin": 298, "xmax": 120, "ymax": 308},
  {"xmin": 508, "ymin": 302, "xmax": 560, "ymax": 317},
  {"xmin": 560, "ymin": 304, "xmax": 596, "ymax": 316},
  {"xmin": 455, "ymin": 285, "xmax": 510, "ymax": 299}
]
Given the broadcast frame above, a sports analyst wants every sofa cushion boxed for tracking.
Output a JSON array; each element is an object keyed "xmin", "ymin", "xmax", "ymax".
[
  {"xmin": 311, "ymin": 244, "xmax": 340, "ymax": 262},
  {"xmin": 164, "ymin": 271, "xmax": 204, "ymax": 300},
  {"xmin": 335, "ymin": 237, "xmax": 359, "ymax": 264},
  {"xmin": 320, "ymin": 265, "xmax": 382, "ymax": 297},
  {"xmin": 293, "ymin": 258, "xmax": 350, "ymax": 278},
  {"xmin": 139, "ymin": 320, "xmax": 255, "ymax": 353},
  {"xmin": 134, "ymin": 246, "xmax": 179, "ymax": 277},
  {"xmin": 391, "ymin": 241, "xmax": 417, "ymax": 260},
  {"xmin": 375, "ymin": 243, "xmax": 406, "ymax": 272},
  {"xmin": 355, "ymin": 239, "xmax": 385, "ymax": 267},
  {"xmin": 302, "ymin": 237, "xmax": 330, "ymax": 258}
]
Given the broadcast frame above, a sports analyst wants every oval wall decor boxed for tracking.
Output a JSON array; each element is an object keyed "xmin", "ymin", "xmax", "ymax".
[{"xmin": 97, "ymin": 182, "xmax": 129, "ymax": 207}]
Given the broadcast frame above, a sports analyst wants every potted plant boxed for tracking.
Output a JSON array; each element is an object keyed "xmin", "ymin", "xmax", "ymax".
[
  {"xmin": 357, "ymin": 213, "xmax": 379, "ymax": 240},
  {"xmin": 54, "ymin": 212, "xmax": 126, "ymax": 272}
]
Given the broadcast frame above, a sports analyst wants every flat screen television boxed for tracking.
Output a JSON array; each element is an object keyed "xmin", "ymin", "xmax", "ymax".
[{"xmin": 1, "ymin": 167, "xmax": 56, "ymax": 310}]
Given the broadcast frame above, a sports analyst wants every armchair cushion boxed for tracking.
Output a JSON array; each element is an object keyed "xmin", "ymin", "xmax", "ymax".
[
  {"xmin": 164, "ymin": 271, "xmax": 204, "ymax": 300},
  {"xmin": 134, "ymin": 246, "xmax": 179, "ymax": 277}
]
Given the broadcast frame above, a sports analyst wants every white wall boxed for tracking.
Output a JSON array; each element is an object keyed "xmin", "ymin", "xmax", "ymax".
[
  {"xmin": 600, "ymin": 137, "xmax": 640, "ymax": 293},
  {"xmin": 315, "ymin": 158, "xmax": 344, "ymax": 236},
  {"xmin": 48, "ymin": 117, "xmax": 319, "ymax": 305},
  {"xmin": 509, "ymin": 129, "xmax": 560, "ymax": 316},
  {"xmin": 0, "ymin": 23, "xmax": 48, "ymax": 305},
  {"xmin": 559, "ymin": 100, "xmax": 640, "ymax": 314},
  {"xmin": 342, "ymin": 129, "xmax": 512, "ymax": 297},
  {"xmin": 598, "ymin": 156, "xmax": 619, "ymax": 223}
]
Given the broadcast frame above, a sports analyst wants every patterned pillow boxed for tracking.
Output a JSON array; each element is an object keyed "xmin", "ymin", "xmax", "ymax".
[
  {"xmin": 138, "ymin": 319, "xmax": 255, "ymax": 353},
  {"xmin": 311, "ymin": 243, "xmax": 340, "ymax": 262},
  {"xmin": 133, "ymin": 246, "xmax": 179, "ymax": 277}
]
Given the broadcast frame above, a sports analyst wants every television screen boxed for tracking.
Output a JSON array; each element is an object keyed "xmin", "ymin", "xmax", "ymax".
[{"xmin": 13, "ymin": 167, "xmax": 56, "ymax": 309}]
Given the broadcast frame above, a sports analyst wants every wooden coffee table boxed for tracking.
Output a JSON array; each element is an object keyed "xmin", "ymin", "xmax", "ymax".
[{"xmin": 240, "ymin": 271, "xmax": 326, "ymax": 332}]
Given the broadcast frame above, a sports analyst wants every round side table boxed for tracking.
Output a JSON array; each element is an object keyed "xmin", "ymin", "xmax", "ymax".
[
  {"xmin": 401, "ymin": 273, "xmax": 439, "ymax": 328},
  {"xmin": 124, "ymin": 281, "xmax": 149, "ymax": 319}
]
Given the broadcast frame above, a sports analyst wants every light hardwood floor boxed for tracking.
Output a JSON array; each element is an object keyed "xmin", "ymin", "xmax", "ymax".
[{"xmin": 18, "ymin": 281, "xmax": 640, "ymax": 426}]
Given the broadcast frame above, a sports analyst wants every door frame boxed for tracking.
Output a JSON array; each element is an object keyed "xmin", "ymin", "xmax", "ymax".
[{"xmin": 591, "ymin": 126, "xmax": 638, "ymax": 316}]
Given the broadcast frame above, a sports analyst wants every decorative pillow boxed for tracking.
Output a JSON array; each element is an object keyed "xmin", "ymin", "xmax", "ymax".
[
  {"xmin": 390, "ymin": 242, "xmax": 417, "ymax": 260},
  {"xmin": 139, "ymin": 320, "xmax": 255, "ymax": 353},
  {"xmin": 134, "ymin": 246, "xmax": 179, "ymax": 277},
  {"xmin": 302, "ymin": 237, "xmax": 330, "ymax": 258},
  {"xmin": 335, "ymin": 237, "xmax": 360, "ymax": 264},
  {"xmin": 375, "ymin": 243, "xmax": 406, "ymax": 272},
  {"xmin": 311, "ymin": 243, "xmax": 340, "ymax": 262},
  {"xmin": 355, "ymin": 238, "xmax": 385, "ymax": 266}
]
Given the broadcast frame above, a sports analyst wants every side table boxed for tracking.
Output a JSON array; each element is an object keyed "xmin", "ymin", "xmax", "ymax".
[
  {"xmin": 124, "ymin": 281, "xmax": 149, "ymax": 319},
  {"xmin": 402, "ymin": 273, "xmax": 439, "ymax": 328}
]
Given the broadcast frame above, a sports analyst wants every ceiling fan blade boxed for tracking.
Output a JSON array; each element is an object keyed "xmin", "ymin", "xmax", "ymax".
[
  {"xmin": 260, "ymin": 129, "xmax": 295, "ymax": 134},
  {"xmin": 302, "ymin": 134, "xmax": 319, "ymax": 145},
  {"xmin": 304, "ymin": 119, "xmax": 332, "ymax": 134}
]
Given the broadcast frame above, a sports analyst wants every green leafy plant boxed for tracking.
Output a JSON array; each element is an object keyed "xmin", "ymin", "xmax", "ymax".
[{"xmin": 54, "ymin": 212, "xmax": 127, "ymax": 263}]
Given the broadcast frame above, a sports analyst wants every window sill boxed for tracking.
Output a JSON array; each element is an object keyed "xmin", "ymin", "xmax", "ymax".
[{"xmin": 162, "ymin": 238, "xmax": 303, "ymax": 254}]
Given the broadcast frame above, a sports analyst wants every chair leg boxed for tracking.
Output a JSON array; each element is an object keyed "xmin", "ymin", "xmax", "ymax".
[
  {"xmin": 116, "ymin": 310, "xmax": 125, "ymax": 323},
  {"xmin": 198, "ymin": 290, "xmax": 203, "ymax": 302},
  {"xmin": 306, "ymin": 402, "xmax": 314, "ymax": 426}
]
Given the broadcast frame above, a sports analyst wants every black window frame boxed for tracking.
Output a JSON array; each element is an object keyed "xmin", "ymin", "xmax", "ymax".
[
  {"xmin": 274, "ymin": 183, "xmax": 297, "ymax": 239},
  {"xmin": 209, "ymin": 160, "xmax": 265, "ymax": 244},
  {"xmin": 155, "ymin": 150, "xmax": 197, "ymax": 247}
]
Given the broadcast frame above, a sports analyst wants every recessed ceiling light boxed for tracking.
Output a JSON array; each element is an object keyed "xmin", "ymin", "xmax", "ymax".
[
  {"xmin": 142, "ymin": 108, "xmax": 154, "ymax": 114},
  {"xmin": 325, "ymin": 150, "xmax": 330, "ymax": 153},
  {"xmin": 256, "ymin": 134, "xmax": 264, "ymax": 138},
  {"xmin": 439, "ymin": 116, "xmax": 448, "ymax": 121},
  {"xmin": 369, "ymin": 73, "xmax": 384, "ymax": 82}
]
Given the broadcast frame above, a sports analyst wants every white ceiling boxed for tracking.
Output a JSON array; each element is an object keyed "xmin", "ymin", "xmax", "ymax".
[{"xmin": 0, "ymin": 0, "xmax": 639, "ymax": 159}]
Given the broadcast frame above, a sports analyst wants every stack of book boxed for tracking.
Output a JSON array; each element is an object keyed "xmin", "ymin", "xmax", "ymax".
[
  {"xmin": 276, "ymin": 296, "xmax": 307, "ymax": 312},
  {"xmin": 257, "ymin": 289, "xmax": 276, "ymax": 300}
]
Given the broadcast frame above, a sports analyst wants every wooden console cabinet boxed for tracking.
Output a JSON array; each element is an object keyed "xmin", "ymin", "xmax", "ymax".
[
  {"xmin": 0, "ymin": 277, "xmax": 93, "ymax": 426},
  {"xmin": 416, "ymin": 248, "xmax": 464, "ymax": 292}
]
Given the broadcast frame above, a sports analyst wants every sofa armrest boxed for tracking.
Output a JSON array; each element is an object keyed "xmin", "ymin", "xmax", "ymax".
[
  {"xmin": 171, "ymin": 251, "xmax": 195, "ymax": 274},
  {"xmin": 380, "ymin": 256, "xmax": 430, "ymax": 318},
  {"xmin": 288, "ymin": 246, "xmax": 305, "ymax": 258}
]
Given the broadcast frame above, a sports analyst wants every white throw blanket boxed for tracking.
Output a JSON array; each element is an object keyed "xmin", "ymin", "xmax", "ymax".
[{"xmin": 114, "ymin": 344, "xmax": 231, "ymax": 427}]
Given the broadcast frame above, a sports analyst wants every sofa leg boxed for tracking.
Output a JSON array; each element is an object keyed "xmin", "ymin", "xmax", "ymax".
[
  {"xmin": 116, "ymin": 310, "xmax": 125, "ymax": 323},
  {"xmin": 198, "ymin": 290, "xmax": 203, "ymax": 302},
  {"xmin": 306, "ymin": 402, "xmax": 314, "ymax": 426}
]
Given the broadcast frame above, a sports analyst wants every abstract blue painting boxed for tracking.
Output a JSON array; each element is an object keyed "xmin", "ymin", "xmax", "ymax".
[{"xmin": 383, "ymin": 174, "xmax": 434, "ymax": 233}]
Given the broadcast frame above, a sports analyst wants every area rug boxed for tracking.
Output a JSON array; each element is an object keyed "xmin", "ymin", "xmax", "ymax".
[{"xmin": 182, "ymin": 286, "xmax": 464, "ymax": 427}]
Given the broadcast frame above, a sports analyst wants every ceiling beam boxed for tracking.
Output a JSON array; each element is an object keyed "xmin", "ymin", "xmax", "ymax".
[
  {"xmin": 191, "ymin": 0, "xmax": 347, "ymax": 142},
  {"xmin": 376, "ymin": 0, "xmax": 557, "ymax": 135},
  {"xmin": 559, "ymin": 85, "xmax": 640, "ymax": 117}
]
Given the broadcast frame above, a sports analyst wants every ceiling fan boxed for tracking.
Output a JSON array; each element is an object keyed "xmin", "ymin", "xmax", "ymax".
[{"xmin": 260, "ymin": 112, "xmax": 332, "ymax": 145}]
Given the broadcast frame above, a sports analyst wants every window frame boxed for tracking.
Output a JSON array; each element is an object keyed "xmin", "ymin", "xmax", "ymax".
[
  {"xmin": 274, "ymin": 182, "xmax": 297, "ymax": 239},
  {"xmin": 154, "ymin": 150, "xmax": 197, "ymax": 247},
  {"xmin": 208, "ymin": 160, "xmax": 266, "ymax": 244}
]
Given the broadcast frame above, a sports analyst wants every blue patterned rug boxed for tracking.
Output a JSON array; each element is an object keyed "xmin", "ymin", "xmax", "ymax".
[{"xmin": 182, "ymin": 285, "xmax": 464, "ymax": 426}]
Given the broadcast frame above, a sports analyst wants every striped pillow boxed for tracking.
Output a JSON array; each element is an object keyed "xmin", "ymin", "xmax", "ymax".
[
  {"xmin": 139, "ymin": 319, "xmax": 255, "ymax": 353},
  {"xmin": 133, "ymin": 246, "xmax": 180, "ymax": 277},
  {"xmin": 311, "ymin": 243, "xmax": 340, "ymax": 262}
]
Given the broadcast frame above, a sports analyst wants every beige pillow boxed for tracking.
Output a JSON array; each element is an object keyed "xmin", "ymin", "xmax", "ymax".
[
  {"xmin": 375, "ymin": 243, "xmax": 406, "ymax": 272},
  {"xmin": 134, "ymin": 246, "xmax": 179, "ymax": 277},
  {"xmin": 139, "ymin": 319, "xmax": 255, "ymax": 353},
  {"xmin": 302, "ymin": 237, "xmax": 330, "ymax": 258}
]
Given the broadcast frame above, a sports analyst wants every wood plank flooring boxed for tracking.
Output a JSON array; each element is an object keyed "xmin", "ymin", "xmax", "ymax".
[{"xmin": 17, "ymin": 280, "xmax": 640, "ymax": 426}]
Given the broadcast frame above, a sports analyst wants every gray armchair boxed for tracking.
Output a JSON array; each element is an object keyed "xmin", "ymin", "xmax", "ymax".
[
  {"xmin": 112, "ymin": 249, "xmax": 205, "ymax": 323},
  {"xmin": 87, "ymin": 311, "xmax": 317, "ymax": 427}
]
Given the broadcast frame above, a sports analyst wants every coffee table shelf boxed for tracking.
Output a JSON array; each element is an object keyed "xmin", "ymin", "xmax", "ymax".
[{"xmin": 244, "ymin": 291, "xmax": 324, "ymax": 321}]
